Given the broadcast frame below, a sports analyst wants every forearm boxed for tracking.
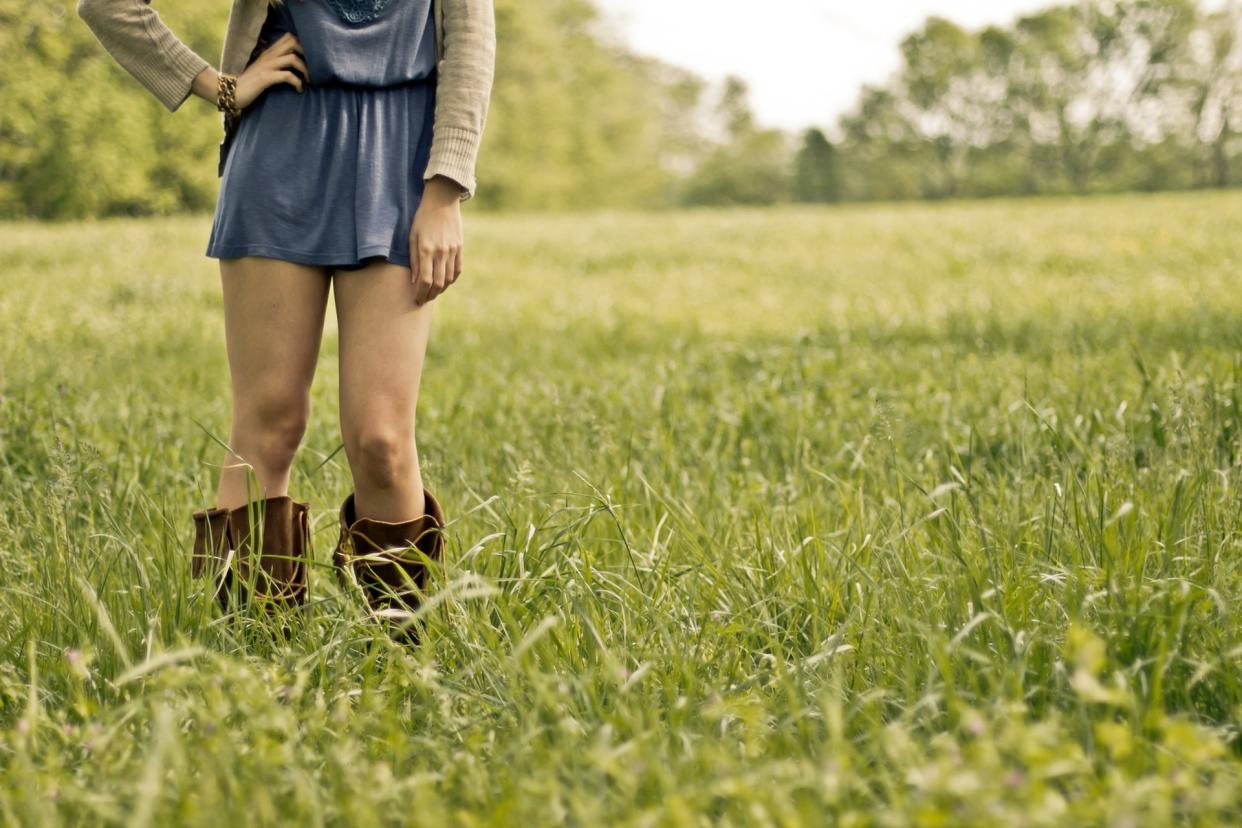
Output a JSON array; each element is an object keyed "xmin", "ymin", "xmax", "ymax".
[
  {"xmin": 425, "ymin": 0, "xmax": 496, "ymax": 200},
  {"xmin": 76, "ymin": 0, "xmax": 211, "ymax": 112},
  {"xmin": 190, "ymin": 66, "xmax": 220, "ymax": 106}
]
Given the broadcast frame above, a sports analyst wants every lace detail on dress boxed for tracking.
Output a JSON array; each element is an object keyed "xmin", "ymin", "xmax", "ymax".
[{"xmin": 323, "ymin": 0, "xmax": 395, "ymax": 24}]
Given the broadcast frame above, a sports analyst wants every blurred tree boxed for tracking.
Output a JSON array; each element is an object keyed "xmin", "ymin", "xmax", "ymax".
[
  {"xmin": 898, "ymin": 17, "xmax": 1001, "ymax": 197},
  {"xmin": 1006, "ymin": 0, "xmax": 1197, "ymax": 192},
  {"xmin": 836, "ymin": 86, "xmax": 925, "ymax": 201},
  {"xmin": 680, "ymin": 76, "xmax": 793, "ymax": 205},
  {"xmin": 479, "ymin": 0, "xmax": 692, "ymax": 210},
  {"xmin": 0, "ymin": 0, "xmax": 222, "ymax": 218},
  {"xmin": 793, "ymin": 128, "xmax": 842, "ymax": 202},
  {"xmin": 828, "ymin": 0, "xmax": 1236, "ymax": 202},
  {"xmin": 1164, "ymin": 4, "xmax": 1242, "ymax": 186}
]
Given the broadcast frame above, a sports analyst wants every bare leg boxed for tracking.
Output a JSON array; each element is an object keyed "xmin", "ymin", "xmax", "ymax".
[
  {"xmin": 334, "ymin": 259, "xmax": 434, "ymax": 522},
  {"xmin": 215, "ymin": 256, "xmax": 332, "ymax": 510}
]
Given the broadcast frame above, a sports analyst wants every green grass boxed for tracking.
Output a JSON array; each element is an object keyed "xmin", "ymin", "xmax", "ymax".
[{"xmin": 2, "ymin": 191, "xmax": 1242, "ymax": 826}]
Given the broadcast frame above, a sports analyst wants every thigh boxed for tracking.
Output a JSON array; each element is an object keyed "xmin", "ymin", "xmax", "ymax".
[
  {"xmin": 334, "ymin": 260, "xmax": 433, "ymax": 441},
  {"xmin": 220, "ymin": 256, "xmax": 332, "ymax": 405}
]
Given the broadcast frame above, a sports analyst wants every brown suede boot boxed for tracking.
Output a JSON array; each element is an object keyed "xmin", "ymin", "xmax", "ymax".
[
  {"xmin": 333, "ymin": 488, "xmax": 444, "ymax": 640},
  {"xmin": 191, "ymin": 497, "xmax": 312, "ymax": 613},
  {"xmin": 226, "ymin": 496, "xmax": 312, "ymax": 610}
]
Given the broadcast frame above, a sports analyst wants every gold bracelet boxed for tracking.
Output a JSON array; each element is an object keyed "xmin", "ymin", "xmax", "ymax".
[{"xmin": 216, "ymin": 72, "xmax": 240, "ymax": 117}]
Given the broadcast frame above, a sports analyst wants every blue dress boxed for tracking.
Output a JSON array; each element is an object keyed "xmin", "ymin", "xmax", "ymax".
[{"xmin": 206, "ymin": 0, "xmax": 437, "ymax": 271}]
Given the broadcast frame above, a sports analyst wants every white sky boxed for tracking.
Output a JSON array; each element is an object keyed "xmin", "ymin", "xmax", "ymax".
[{"xmin": 592, "ymin": 0, "xmax": 1207, "ymax": 132}]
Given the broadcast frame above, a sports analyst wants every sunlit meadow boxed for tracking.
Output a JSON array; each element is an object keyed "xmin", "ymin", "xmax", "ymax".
[{"xmin": 2, "ymin": 191, "xmax": 1242, "ymax": 825}]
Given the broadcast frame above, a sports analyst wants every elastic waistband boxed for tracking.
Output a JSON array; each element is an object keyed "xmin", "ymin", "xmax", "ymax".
[{"xmin": 300, "ymin": 69, "xmax": 437, "ymax": 92}]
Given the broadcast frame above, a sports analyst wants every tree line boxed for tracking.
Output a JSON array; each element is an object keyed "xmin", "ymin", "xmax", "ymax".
[
  {"xmin": 791, "ymin": 0, "xmax": 1242, "ymax": 204},
  {"xmin": 1, "ymin": 0, "xmax": 1238, "ymax": 218}
]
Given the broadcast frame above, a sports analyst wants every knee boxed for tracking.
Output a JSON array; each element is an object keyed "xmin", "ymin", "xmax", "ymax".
[
  {"xmin": 233, "ymin": 392, "xmax": 310, "ymax": 473},
  {"xmin": 349, "ymin": 425, "xmax": 416, "ymax": 491}
]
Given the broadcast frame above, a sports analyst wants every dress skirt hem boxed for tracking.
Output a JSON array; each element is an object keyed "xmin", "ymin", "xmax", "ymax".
[{"xmin": 203, "ymin": 241, "xmax": 413, "ymax": 271}]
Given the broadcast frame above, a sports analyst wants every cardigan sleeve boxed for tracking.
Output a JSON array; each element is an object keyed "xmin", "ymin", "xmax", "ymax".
[
  {"xmin": 76, "ymin": 0, "xmax": 211, "ymax": 113},
  {"xmin": 423, "ymin": 0, "xmax": 496, "ymax": 201}
]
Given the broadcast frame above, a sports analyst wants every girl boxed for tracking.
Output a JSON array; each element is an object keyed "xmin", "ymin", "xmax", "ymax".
[{"xmin": 76, "ymin": 0, "xmax": 496, "ymax": 635}]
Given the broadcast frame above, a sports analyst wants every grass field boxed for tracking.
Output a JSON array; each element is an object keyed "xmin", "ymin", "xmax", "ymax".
[{"xmin": 2, "ymin": 191, "xmax": 1242, "ymax": 826}]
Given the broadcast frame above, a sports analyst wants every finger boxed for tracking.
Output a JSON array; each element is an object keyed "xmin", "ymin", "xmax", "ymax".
[
  {"xmin": 276, "ymin": 70, "xmax": 303, "ymax": 92},
  {"xmin": 416, "ymin": 245, "xmax": 436, "ymax": 305},
  {"xmin": 419, "ymin": 270, "xmax": 436, "ymax": 304},
  {"xmin": 443, "ymin": 247, "xmax": 457, "ymax": 287},
  {"xmin": 280, "ymin": 52, "xmax": 311, "ymax": 84},
  {"xmin": 411, "ymin": 264, "xmax": 428, "ymax": 304},
  {"xmin": 274, "ymin": 34, "xmax": 303, "ymax": 58},
  {"xmin": 452, "ymin": 246, "xmax": 463, "ymax": 283},
  {"xmin": 410, "ymin": 232, "xmax": 420, "ymax": 284},
  {"xmin": 422, "ymin": 251, "xmax": 442, "ymax": 302},
  {"xmin": 432, "ymin": 249, "xmax": 450, "ymax": 299}
]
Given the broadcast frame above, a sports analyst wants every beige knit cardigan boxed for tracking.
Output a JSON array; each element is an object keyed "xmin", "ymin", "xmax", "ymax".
[{"xmin": 76, "ymin": 0, "xmax": 496, "ymax": 199}]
